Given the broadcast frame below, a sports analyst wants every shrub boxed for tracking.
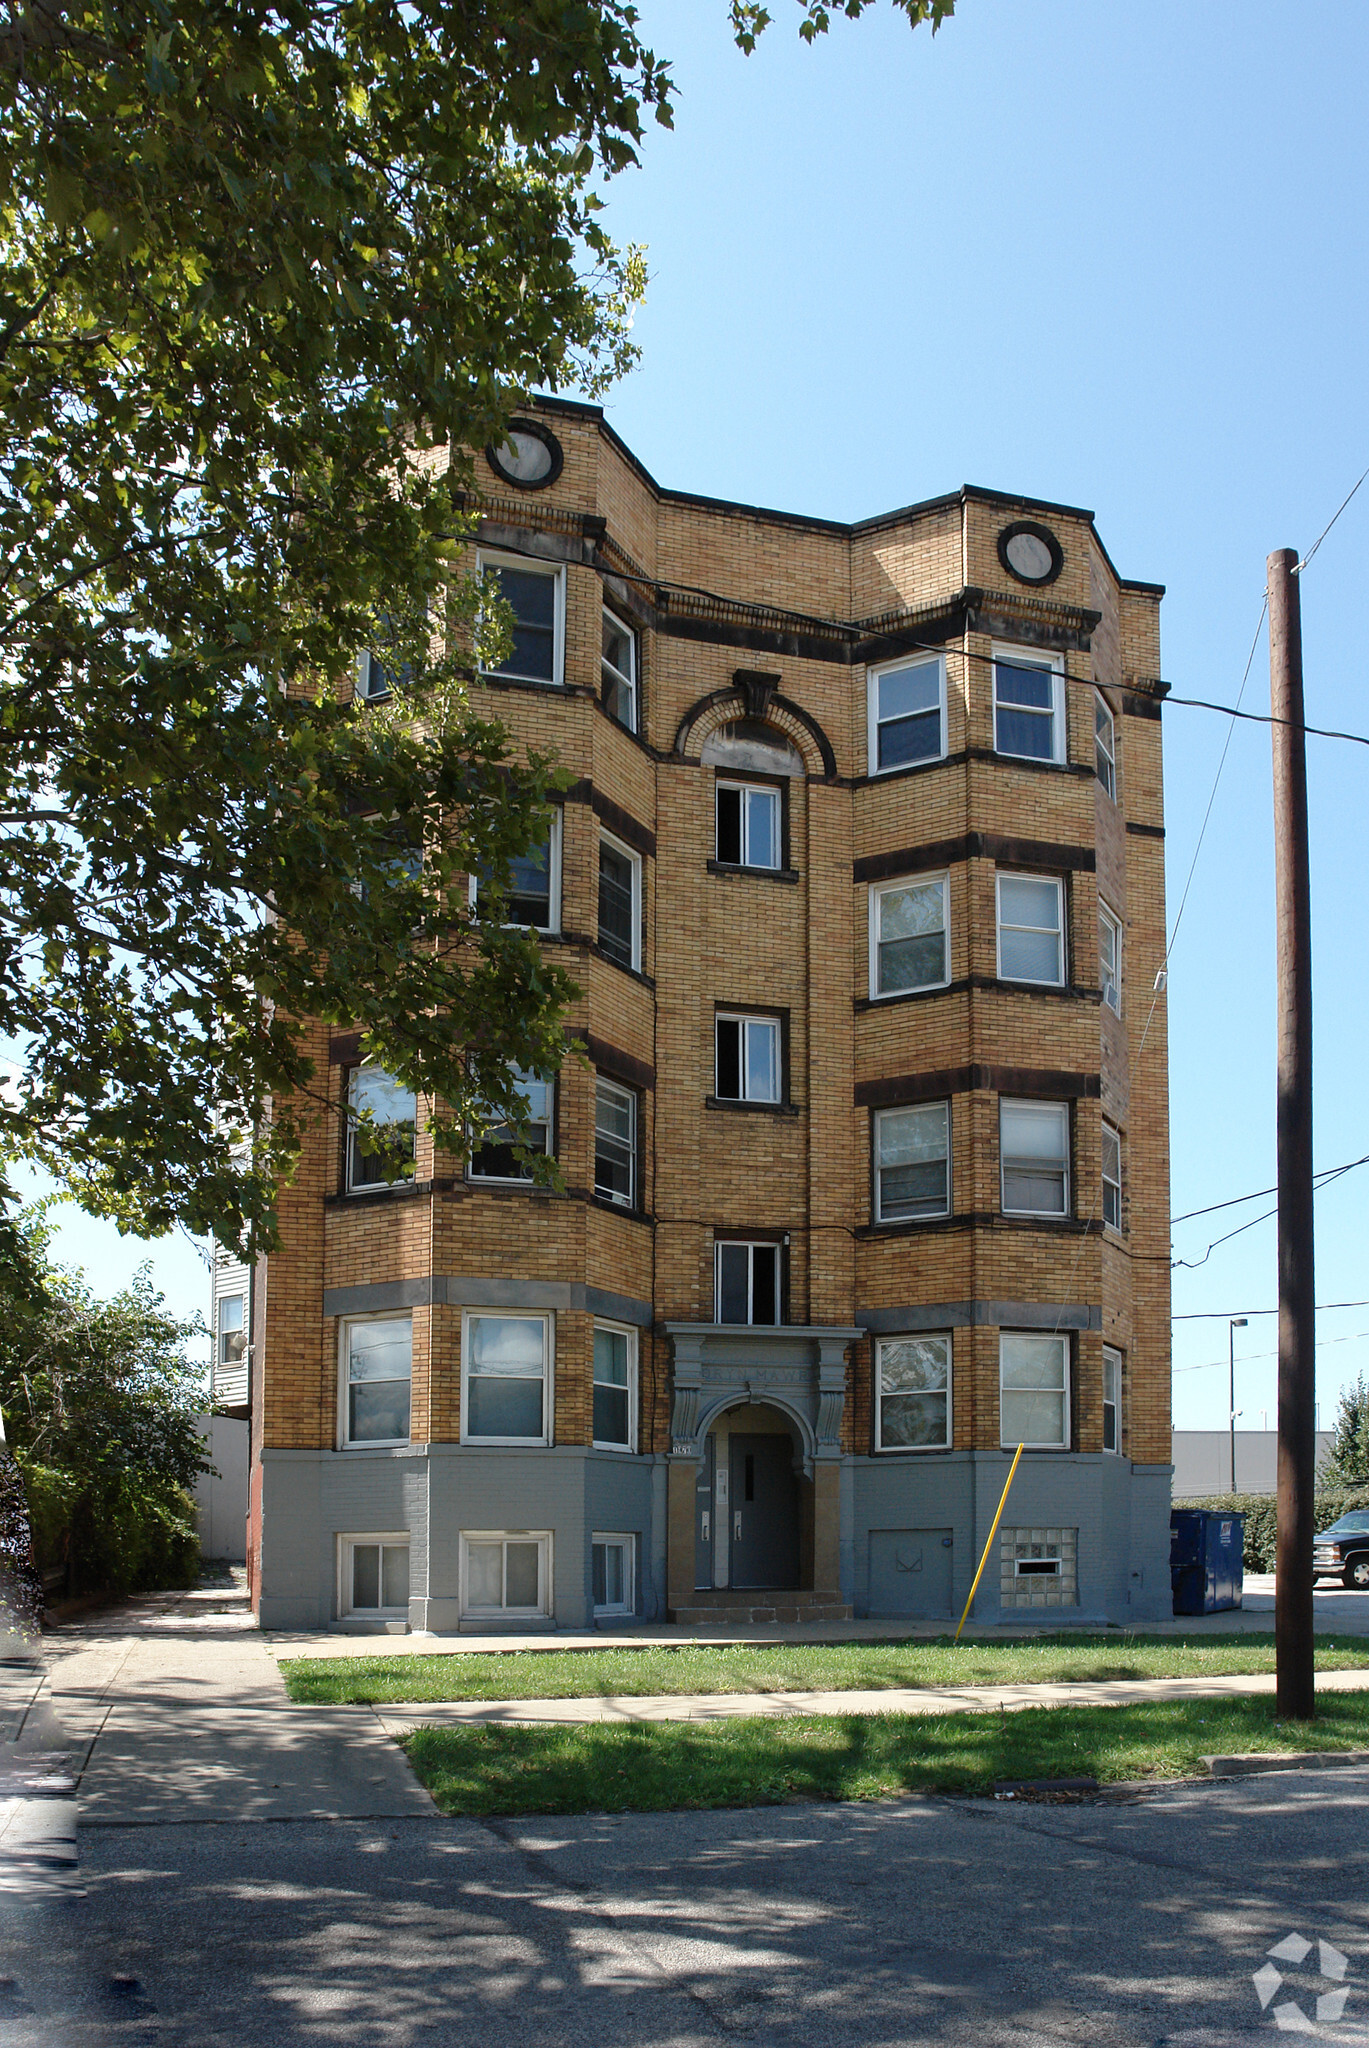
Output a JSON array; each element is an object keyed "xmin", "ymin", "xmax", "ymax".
[{"xmin": 1180, "ymin": 1487, "xmax": 1369, "ymax": 1572}]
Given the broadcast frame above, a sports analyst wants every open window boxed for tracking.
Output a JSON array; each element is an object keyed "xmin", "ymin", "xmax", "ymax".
[
  {"xmin": 715, "ymin": 1241, "xmax": 781, "ymax": 1325},
  {"xmin": 469, "ymin": 1068, "xmax": 554, "ymax": 1184}
]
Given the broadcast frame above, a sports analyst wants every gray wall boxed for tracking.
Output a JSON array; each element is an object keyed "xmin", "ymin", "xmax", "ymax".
[
  {"xmin": 194, "ymin": 1414, "xmax": 249, "ymax": 1562},
  {"xmin": 1172, "ymin": 1429, "xmax": 1335, "ymax": 1500}
]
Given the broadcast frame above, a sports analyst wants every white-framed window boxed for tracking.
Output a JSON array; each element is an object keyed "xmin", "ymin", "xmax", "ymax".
[
  {"xmin": 1103, "ymin": 1346, "xmax": 1123, "ymax": 1453},
  {"xmin": 1095, "ymin": 691, "xmax": 1117, "ymax": 799},
  {"xmin": 996, "ymin": 872, "xmax": 1065, "ymax": 986},
  {"xmin": 876, "ymin": 1334, "xmax": 952, "ymax": 1451},
  {"xmin": 598, "ymin": 832, "xmax": 641, "ymax": 971},
  {"xmin": 715, "ymin": 780, "xmax": 781, "ymax": 869},
  {"xmin": 869, "ymin": 873, "xmax": 949, "ymax": 998},
  {"xmin": 1099, "ymin": 901, "xmax": 1122, "ymax": 1014},
  {"xmin": 601, "ymin": 607, "xmax": 638, "ymax": 730},
  {"xmin": 592, "ymin": 1532, "xmax": 636, "ymax": 1617},
  {"xmin": 460, "ymin": 1530, "xmax": 552, "ymax": 1619},
  {"xmin": 592, "ymin": 1324, "xmax": 637, "ymax": 1451},
  {"xmin": 715, "ymin": 1240, "xmax": 781, "ymax": 1325},
  {"xmin": 357, "ymin": 649, "xmax": 410, "ymax": 702},
  {"xmin": 715, "ymin": 1013, "xmax": 780, "ymax": 1103},
  {"xmin": 346, "ymin": 1064, "xmax": 418, "ymax": 1193},
  {"xmin": 875, "ymin": 1102, "xmax": 950, "ymax": 1222},
  {"xmin": 868, "ymin": 654, "xmax": 946, "ymax": 773},
  {"xmin": 217, "ymin": 1293, "xmax": 246, "ymax": 1370},
  {"xmin": 470, "ymin": 809, "xmax": 561, "ymax": 934},
  {"xmin": 339, "ymin": 1534, "xmax": 410, "ymax": 1617},
  {"xmin": 1000, "ymin": 1332, "xmax": 1070, "ymax": 1450},
  {"xmin": 593, "ymin": 1077, "xmax": 636, "ymax": 1208},
  {"xmin": 339, "ymin": 1316, "xmax": 413, "ymax": 1448},
  {"xmin": 1000, "ymin": 1099, "xmax": 1070, "ymax": 1217},
  {"xmin": 461, "ymin": 1311, "xmax": 552, "ymax": 1445},
  {"xmin": 993, "ymin": 645, "xmax": 1065, "ymax": 764},
  {"xmin": 1102, "ymin": 1121, "xmax": 1122, "ymax": 1232},
  {"xmin": 469, "ymin": 1068, "xmax": 555, "ymax": 1183},
  {"xmin": 477, "ymin": 549, "xmax": 564, "ymax": 687}
]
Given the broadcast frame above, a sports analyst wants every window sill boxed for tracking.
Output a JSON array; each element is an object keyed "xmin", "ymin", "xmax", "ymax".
[
  {"xmin": 856, "ymin": 979, "xmax": 960, "ymax": 1013},
  {"xmin": 705, "ymin": 1095, "xmax": 801, "ymax": 1118},
  {"xmin": 873, "ymin": 1444, "xmax": 953, "ymax": 1456},
  {"xmin": 592, "ymin": 1441, "xmax": 635, "ymax": 1455},
  {"xmin": 590, "ymin": 1192, "xmax": 646, "ymax": 1220},
  {"xmin": 871, "ymin": 1210, "xmax": 953, "ymax": 1231},
  {"xmin": 459, "ymin": 1437, "xmax": 553, "ymax": 1450},
  {"xmin": 329, "ymin": 1180, "xmax": 431, "ymax": 1208},
  {"xmin": 707, "ymin": 860, "xmax": 800, "ymax": 885}
]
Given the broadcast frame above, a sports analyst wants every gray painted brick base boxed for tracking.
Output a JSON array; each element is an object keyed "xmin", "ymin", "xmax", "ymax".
[{"xmin": 257, "ymin": 1447, "xmax": 1173, "ymax": 1632}]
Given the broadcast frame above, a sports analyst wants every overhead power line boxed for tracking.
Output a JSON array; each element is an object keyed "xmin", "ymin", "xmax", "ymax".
[
  {"xmin": 1174, "ymin": 1300, "xmax": 1369, "ymax": 1321},
  {"xmin": 1172, "ymin": 1151, "xmax": 1369, "ymax": 1225},
  {"xmin": 1296, "ymin": 460, "xmax": 1369, "ymax": 575}
]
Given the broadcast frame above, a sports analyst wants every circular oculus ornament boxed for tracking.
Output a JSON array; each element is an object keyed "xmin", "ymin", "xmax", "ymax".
[
  {"xmin": 486, "ymin": 420, "xmax": 564, "ymax": 490},
  {"xmin": 998, "ymin": 520, "xmax": 1064, "ymax": 586}
]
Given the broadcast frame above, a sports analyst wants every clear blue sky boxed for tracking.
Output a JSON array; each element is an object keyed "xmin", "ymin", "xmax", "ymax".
[{"xmin": 37, "ymin": 0, "xmax": 1369, "ymax": 1431}]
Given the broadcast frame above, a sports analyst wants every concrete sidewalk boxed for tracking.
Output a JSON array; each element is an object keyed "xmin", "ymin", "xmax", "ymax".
[
  {"xmin": 44, "ymin": 1583, "xmax": 433, "ymax": 1828},
  {"xmin": 373, "ymin": 1663, "xmax": 1369, "ymax": 1732}
]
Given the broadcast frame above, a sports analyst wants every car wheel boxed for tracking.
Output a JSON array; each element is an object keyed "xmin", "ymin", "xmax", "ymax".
[{"xmin": 1342, "ymin": 1556, "xmax": 1369, "ymax": 1591}]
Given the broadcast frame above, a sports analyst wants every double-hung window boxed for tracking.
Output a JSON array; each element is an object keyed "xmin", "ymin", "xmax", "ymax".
[
  {"xmin": 469, "ymin": 1068, "xmax": 554, "ymax": 1183},
  {"xmin": 1000, "ymin": 1100, "xmax": 1070, "ymax": 1217},
  {"xmin": 994, "ymin": 646, "xmax": 1065, "ymax": 762},
  {"xmin": 715, "ymin": 1241, "xmax": 781, "ymax": 1325},
  {"xmin": 715, "ymin": 1013, "xmax": 780, "ymax": 1103},
  {"xmin": 1102, "ymin": 1121, "xmax": 1122, "ymax": 1231},
  {"xmin": 868, "ymin": 656, "xmax": 946, "ymax": 771},
  {"xmin": 601, "ymin": 608, "xmax": 638, "ymax": 730},
  {"xmin": 340, "ymin": 1535, "xmax": 410, "ymax": 1617},
  {"xmin": 715, "ymin": 781, "xmax": 781, "ymax": 869},
  {"xmin": 870, "ymin": 874, "xmax": 949, "ymax": 997},
  {"xmin": 1095, "ymin": 692, "xmax": 1117, "ymax": 798},
  {"xmin": 1103, "ymin": 1347, "xmax": 1122, "ymax": 1452},
  {"xmin": 217, "ymin": 1294, "xmax": 246, "ymax": 1370},
  {"xmin": 471, "ymin": 812, "xmax": 560, "ymax": 933},
  {"xmin": 1000, "ymin": 1333, "xmax": 1070, "ymax": 1449},
  {"xmin": 462, "ymin": 1311, "xmax": 552, "ymax": 1445},
  {"xmin": 594, "ymin": 1077, "xmax": 636, "ymax": 1208},
  {"xmin": 598, "ymin": 834, "xmax": 641, "ymax": 970},
  {"xmin": 876, "ymin": 1335, "xmax": 952, "ymax": 1450},
  {"xmin": 875, "ymin": 1103, "xmax": 950, "ymax": 1222},
  {"xmin": 340, "ymin": 1317, "xmax": 412, "ymax": 1447},
  {"xmin": 996, "ymin": 873, "xmax": 1065, "ymax": 986},
  {"xmin": 346, "ymin": 1064, "xmax": 417, "ymax": 1193},
  {"xmin": 478, "ymin": 552, "xmax": 562, "ymax": 686},
  {"xmin": 1099, "ymin": 901, "xmax": 1122, "ymax": 1014},
  {"xmin": 592, "ymin": 1324, "xmax": 636, "ymax": 1450}
]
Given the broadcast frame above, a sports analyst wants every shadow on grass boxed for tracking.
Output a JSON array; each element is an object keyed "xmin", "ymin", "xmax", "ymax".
[{"xmin": 402, "ymin": 1693, "xmax": 1369, "ymax": 1818}]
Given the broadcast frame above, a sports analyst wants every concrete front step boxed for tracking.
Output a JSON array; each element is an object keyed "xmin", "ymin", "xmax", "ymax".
[{"xmin": 671, "ymin": 1595, "xmax": 854, "ymax": 1626}]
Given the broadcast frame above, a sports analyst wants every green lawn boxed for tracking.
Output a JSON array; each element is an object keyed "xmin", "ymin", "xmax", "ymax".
[
  {"xmin": 402, "ymin": 1693, "xmax": 1369, "ymax": 1818},
  {"xmin": 280, "ymin": 1632, "xmax": 1369, "ymax": 1705}
]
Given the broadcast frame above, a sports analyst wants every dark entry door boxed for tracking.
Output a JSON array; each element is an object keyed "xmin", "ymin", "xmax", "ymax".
[{"xmin": 729, "ymin": 1434, "xmax": 798, "ymax": 1589}]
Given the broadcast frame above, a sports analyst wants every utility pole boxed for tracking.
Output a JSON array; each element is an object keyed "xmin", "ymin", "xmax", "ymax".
[
  {"xmin": 1269, "ymin": 547, "xmax": 1316, "ymax": 1721},
  {"xmin": 1228, "ymin": 1316, "xmax": 1247, "ymax": 1493}
]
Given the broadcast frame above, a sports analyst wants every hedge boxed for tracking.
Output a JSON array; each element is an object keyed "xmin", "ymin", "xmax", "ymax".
[
  {"xmin": 18, "ymin": 1456, "xmax": 199, "ymax": 1599},
  {"xmin": 1179, "ymin": 1487, "xmax": 1369, "ymax": 1573}
]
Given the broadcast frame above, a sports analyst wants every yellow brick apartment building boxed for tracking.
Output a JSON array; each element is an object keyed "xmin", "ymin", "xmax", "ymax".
[{"xmin": 240, "ymin": 398, "xmax": 1172, "ymax": 1631}]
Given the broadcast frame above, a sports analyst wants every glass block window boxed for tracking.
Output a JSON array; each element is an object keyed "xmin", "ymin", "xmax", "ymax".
[{"xmin": 999, "ymin": 1526, "xmax": 1078, "ymax": 1609}]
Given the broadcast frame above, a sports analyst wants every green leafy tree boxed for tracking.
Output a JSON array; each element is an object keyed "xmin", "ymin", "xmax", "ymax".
[
  {"xmin": 0, "ymin": 1206, "xmax": 210, "ymax": 1595},
  {"xmin": 0, "ymin": 0, "xmax": 953, "ymax": 1254},
  {"xmin": 1321, "ymin": 1374, "xmax": 1369, "ymax": 1487}
]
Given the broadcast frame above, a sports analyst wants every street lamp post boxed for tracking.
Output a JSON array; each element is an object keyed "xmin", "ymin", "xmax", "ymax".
[{"xmin": 1229, "ymin": 1317, "xmax": 1248, "ymax": 1494}]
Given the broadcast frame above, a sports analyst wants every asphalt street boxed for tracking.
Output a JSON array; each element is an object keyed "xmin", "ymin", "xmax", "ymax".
[{"xmin": 2, "ymin": 1762, "xmax": 1368, "ymax": 2047}]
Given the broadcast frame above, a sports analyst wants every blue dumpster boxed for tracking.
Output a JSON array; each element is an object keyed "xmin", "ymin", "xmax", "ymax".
[{"xmin": 1170, "ymin": 1509, "xmax": 1244, "ymax": 1615}]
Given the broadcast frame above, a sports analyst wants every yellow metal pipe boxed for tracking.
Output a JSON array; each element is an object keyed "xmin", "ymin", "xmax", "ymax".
[{"xmin": 954, "ymin": 1443, "xmax": 1024, "ymax": 1643}]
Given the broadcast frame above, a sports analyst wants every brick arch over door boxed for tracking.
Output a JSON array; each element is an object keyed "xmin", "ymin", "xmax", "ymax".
[{"xmin": 673, "ymin": 686, "xmax": 837, "ymax": 780}]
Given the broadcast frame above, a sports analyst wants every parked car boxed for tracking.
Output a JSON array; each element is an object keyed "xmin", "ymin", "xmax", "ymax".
[{"xmin": 1313, "ymin": 1511, "xmax": 1369, "ymax": 1588}]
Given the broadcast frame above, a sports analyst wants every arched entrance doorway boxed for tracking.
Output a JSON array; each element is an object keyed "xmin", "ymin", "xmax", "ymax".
[{"xmin": 694, "ymin": 1401, "xmax": 802, "ymax": 1591}]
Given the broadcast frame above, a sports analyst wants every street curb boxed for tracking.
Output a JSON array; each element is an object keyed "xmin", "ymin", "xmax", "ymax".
[{"xmin": 1205, "ymin": 1748, "xmax": 1369, "ymax": 1777}]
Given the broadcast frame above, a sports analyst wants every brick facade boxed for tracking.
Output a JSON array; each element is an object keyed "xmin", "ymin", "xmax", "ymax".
[{"xmin": 246, "ymin": 398, "xmax": 1172, "ymax": 1631}]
